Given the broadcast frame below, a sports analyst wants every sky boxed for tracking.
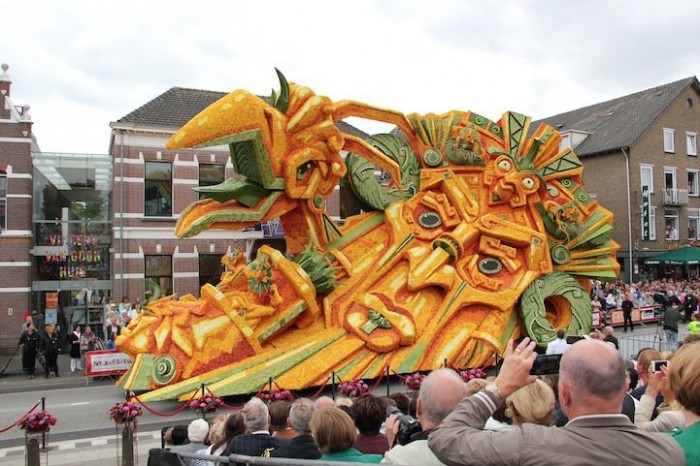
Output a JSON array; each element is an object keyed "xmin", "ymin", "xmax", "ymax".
[{"xmin": 3, "ymin": 0, "xmax": 700, "ymax": 155}]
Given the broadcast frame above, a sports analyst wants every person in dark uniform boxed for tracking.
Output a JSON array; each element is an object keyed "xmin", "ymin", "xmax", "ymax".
[
  {"xmin": 41, "ymin": 324, "xmax": 60, "ymax": 378},
  {"xmin": 621, "ymin": 294, "xmax": 635, "ymax": 332},
  {"xmin": 18, "ymin": 323, "xmax": 40, "ymax": 379}
]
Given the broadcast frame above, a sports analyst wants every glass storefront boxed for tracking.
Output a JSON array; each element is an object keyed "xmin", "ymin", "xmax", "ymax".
[{"xmin": 31, "ymin": 152, "xmax": 112, "ymax": 342}]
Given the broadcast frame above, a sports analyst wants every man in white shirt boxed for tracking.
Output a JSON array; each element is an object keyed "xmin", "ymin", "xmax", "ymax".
[{"xmin": 545, "ymin": 329, "xmax": 569, "ymax": 355}]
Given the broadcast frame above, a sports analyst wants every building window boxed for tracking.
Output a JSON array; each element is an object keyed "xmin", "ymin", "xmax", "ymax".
[
  {"xmin": 144, "ymin": 162, "xmax": 172, "ymax": 217},
  {"xmin": 640, "ymin": 164, "xmax": 654, "ymax": 194},
  {"xmin": 199, "ymin": 254, "xmax": 224, "ymax": 289},
  {"xmin": 664, "ymin": 167, "xmax": 677, "ymax": 190},
  {"xmin": 642, "ymin": 206, "xmax": 657, "ymax": 241},
  {"xmin": 559, "ymin": 133, "xmax": 572, "ymax": 151},
  {"xmin": 0, "ymin": 171, "xmax": 6, "ymax": 230},
  {"xmin": 198, "ymin": 164, "xmax": 225, "ymax": 200},
  {"xmin": 689, "ymin": 170, "xmax": 699, "ymax": 197},
  {"xmin": 688, "ymin": 209, "xmax": 700, "ymax": 240},
  {"xmin": 663, "ymin": 128, "xmax": 675, "ymax": 153},
  {"xmin": 687, "ymin": 132, "xmax": 698, "ymax": 156},
  {"xmin": 145, "ymin": 255, "xmax": 173, "ymax": 298},
  {"xmin": 665, "ymin": 209, "xmax": 679, "ymax": 241}
]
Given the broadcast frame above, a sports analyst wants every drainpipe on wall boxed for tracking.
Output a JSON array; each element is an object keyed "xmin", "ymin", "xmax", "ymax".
[
  {"xmin": 621, "ymin": 147, "xmax": 634, "ymax": 284},
  {"xmin": 119, "ymin": 130, "xmax": 125, "ymax": 299}
]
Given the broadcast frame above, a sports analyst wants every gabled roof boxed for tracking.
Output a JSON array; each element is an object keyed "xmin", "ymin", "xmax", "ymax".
[
  {"xmin": 532, "ymin": 77, "xmax": 700, "ymax": 157},
  {"xmin": 116, "ymin": 87, "xmax": 368, "ymax": 138}
]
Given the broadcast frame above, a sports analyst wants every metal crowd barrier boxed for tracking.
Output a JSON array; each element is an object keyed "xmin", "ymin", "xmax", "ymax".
[{"xmin": 174, "ymin": 450, "xmax": 410, "ymax": 465}]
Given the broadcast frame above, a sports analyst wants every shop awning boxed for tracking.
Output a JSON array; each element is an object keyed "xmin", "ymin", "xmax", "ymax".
[{"xmin": 643, "ymin": 246, "xmax": 700, "ymax": 265}]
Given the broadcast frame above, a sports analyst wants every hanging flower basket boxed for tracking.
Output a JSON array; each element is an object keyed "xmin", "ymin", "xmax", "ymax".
[
  {"xmin": 459, "ymin": 367, "xmax": 487, "ymax": 382},
  {"xmin": 257, "ymin": 387, "xmax": 293, "ymax": 402},
  {"xmin": 403, "ymin": 373, "xmax": 426, "ymax": 391},
  {"xmin": 108, "ymin": 400, "xmax": 143, "ymax": 425},
  {"xmin": 18, "ymin": 411, "xmax": 57, "ymax": 434},
  {"xmin": 338, "ymin": 379, "xmax": 369, "ymax": 398},
  {"xmin": 189, "ymin": 394, "xmax": 223, "ymax": 416}
]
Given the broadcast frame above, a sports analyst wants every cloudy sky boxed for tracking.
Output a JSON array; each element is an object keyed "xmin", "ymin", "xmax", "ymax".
[{"xmin": 3, "ymin": 0, "xmax": 699, "ymax": 154}]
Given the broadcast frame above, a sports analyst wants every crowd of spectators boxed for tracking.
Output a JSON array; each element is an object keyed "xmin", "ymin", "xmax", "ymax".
[
  {"xmin": 591, "ymin": 278, "xmax": 699, "ymax": 319},
  {"xmin": 144, "ymin": 330, "xmax": 699, "ymax": 465}
]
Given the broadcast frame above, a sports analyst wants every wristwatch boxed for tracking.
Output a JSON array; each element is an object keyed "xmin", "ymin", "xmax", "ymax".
[{"xmin": 484, "ymin": 382, "xmax": 506, "ymax": 406}]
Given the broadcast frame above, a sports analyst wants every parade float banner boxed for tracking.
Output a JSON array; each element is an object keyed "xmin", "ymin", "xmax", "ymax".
[{"xmin": 115, "ymin": 70, "xmax": 620, "ymax": 401}]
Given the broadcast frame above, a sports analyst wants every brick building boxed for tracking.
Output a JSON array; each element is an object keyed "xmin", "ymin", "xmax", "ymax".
[{"xmin": 0, "ymin": 64, "xmax": 34, "ymax": 348}]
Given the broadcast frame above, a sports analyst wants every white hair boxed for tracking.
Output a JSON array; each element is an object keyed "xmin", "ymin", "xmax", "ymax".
[
  {"xmin": 187, "ymin": 419, "xmax": 210, "ymax": 443},
  {"xmin": 243, "ymin": 397, "xmax": 269, "ymax": 431}
]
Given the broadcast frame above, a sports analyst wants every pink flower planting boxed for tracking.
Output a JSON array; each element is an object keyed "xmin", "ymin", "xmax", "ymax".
[
  {"xmin": 189, "ymin": 395, "xmax": 223, "ymax": 414},
  {"xmin": 338, "ymin": 379, "xmax": 369, "ymax": 398},
  {"xmin": 108, "ymin": 401, "xmax": 142, "ymax": 424},
  {"xmin": 403, "ymin": 373, "xmax": 426, "ymax": 390},
  {"xmin": 18, "ymin": 411, "xmax": 57, "ymax": 432},
  {"xmin": 257, "ymin": 386, "xmax": 294, "ymax": 402},
  {"xmin": 459, "ymin": 367, "xmax": 487, "ymax": 382}
]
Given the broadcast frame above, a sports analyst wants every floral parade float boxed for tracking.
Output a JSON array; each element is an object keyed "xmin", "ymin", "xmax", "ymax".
[{"xmin": 116, "ymin": 71, "xmax": 619, "ymax": 401}]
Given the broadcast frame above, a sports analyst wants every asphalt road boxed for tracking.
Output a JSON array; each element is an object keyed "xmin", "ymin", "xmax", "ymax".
[{"xmin": 0, "ymin": 380, "xmax": 195, "ymax": 448}]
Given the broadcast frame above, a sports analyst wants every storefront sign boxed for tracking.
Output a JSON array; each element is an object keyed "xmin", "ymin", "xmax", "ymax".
[
  {"xmin": 85, "ymin": 350, "xmax": 132, "ymax": 377},
  {"xmin": 642, "ymin": 186, "xmax": 650, "ymax": 241},
  {"xmin": 44, "ymin": 234, "xmax": 103, "ymax": 279},
  {"xmin": 45, "ymin": 292, "xmax": 58, "ymax": 308}
]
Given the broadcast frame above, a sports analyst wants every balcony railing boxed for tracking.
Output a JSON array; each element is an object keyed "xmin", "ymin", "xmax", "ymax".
[{"xmin": 663, "ymin": 188, "xmax": 688, "ymax": 205}]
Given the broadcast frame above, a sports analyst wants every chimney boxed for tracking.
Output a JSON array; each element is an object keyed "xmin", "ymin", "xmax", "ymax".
[{"xmin": 0, "ymin": 63, "xmax": 11, "ymax": 97}]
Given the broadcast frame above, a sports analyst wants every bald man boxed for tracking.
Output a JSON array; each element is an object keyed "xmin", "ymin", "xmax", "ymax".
[
  {"xmin": 383, "ymin": 368, "xmax": 468, "ymax": 465},
  {"xmin": 429, "ymin": 338, "xmax": 685, "ymax": 466},
  {"xmin": 314, "ymin": 396, "xmax": 336, "ymax": 409}
]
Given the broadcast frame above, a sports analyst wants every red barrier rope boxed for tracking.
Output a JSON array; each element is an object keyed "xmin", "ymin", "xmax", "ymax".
[
  {"xmin": 0, "ymin": 400, "xmax": 41, "ymax": 434},
  {"xmin": 389, "ymin": 368, "xmax": 408, "ymax": 380},
  {"xmin": 219, "ymin": 401, "xmax": 243, "ymax": 410},
  {"xmin": 369, "ymin": 371, "xmax": 385, "ymax": 391},
  {"xmin": 254, "ymin": 381, "xmax": 268, "ymax": 398},
  {"xmin": 133, "ymin": 391, "xmax": 197, "ymax": 417},
  {"xmin": 309, "ymin": 375, "xmax": 332, "ymax": 401}
]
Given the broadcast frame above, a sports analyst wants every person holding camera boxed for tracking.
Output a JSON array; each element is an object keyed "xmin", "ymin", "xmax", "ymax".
[
  {"xmin": 428, "ymin": 338, "xmax": 685, "ymax": 466},
  {"xmin": 351, "ymin": 394, "xmax": 389, "ymax": 455},
  {"xmin": 383, "ymin": 368, "xmax": 468, "ymax": 465}
]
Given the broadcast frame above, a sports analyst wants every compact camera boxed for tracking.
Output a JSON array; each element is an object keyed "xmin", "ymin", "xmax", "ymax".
[
  {"xmin": 386, "ymin": 405, "xmax": 422, "ymax": 445},
  {"xmin": 650, "ymin": 360, "xmax": 669, "ymax": 372},
  {"xmin": 530, "ymin": 353, "xmax": 562, "ymax": 375}
]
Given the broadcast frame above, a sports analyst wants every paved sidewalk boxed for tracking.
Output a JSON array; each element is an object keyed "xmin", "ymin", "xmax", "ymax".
[
  {"xmin": 0, "ymin": 351, "xmax": 110, "ymax": 395},
  {"xmin": 0, "ymin": 429, "xmax": 162, "ymax": 466}
]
